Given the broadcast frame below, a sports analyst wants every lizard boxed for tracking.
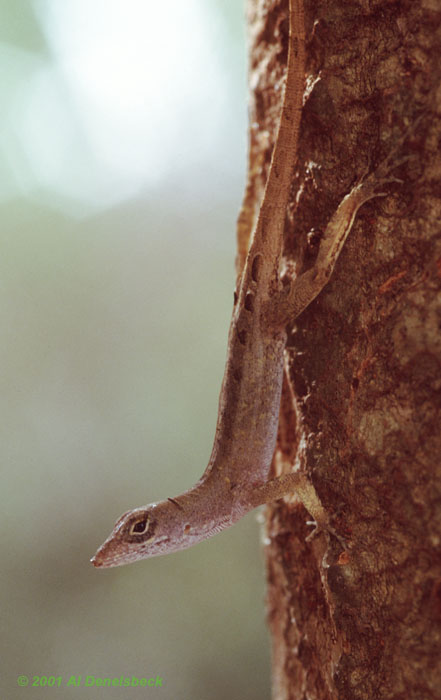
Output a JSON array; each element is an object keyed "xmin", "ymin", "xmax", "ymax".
[{"xmin": 92, "ymin": 0, "xmax": 414, "ymax": 568}]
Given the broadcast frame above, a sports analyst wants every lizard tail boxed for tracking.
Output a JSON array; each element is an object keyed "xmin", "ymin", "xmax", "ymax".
[{"xmin": 249, "ymin": 0, "xmax": 306, "ymax": 266}]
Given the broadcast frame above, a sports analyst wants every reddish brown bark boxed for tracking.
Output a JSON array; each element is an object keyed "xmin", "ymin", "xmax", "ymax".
[{"xmin": 243, "ymin": 1, "xmax": 441, "ymax": 698}]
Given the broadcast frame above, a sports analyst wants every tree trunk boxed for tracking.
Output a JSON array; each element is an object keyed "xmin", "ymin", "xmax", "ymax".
[{"xmin": 242, "ymin": 1, "xmax": 441, "ymax": 698}]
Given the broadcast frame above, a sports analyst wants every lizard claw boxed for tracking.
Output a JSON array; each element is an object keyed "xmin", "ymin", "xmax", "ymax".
[{"xmin": 305, "ymin": 517, "xmax": 348, "ymax": 551}]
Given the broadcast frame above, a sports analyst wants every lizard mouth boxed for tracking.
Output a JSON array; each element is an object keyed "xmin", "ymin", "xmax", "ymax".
[
  {"xmin": 90, "ymin": 548, "xmax": 139, "ymax": 568},
  {"xmin": 90, "ymin": 544, "xmax": 117, "ymax": 568},
  {"xmin": 91, "ymin": 534, "xmax": 172, "ymax": 567},
  {"xmin": 90, "ymin": 554, "xmax": 104, "ymax": 568},
  {"xmin": 90, "ymin": 537, "xmax": 133, "ymax": 568}
]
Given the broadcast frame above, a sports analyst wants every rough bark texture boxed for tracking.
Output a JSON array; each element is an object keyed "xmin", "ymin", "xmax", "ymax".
[{"xmin": 243, "ymin": 0, "xmax": 441, "ymax": 698}]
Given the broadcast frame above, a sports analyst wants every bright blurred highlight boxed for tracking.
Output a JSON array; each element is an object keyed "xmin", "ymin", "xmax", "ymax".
[
  {"xmin": 0, "ymin": 2, "xmax": 271, "ymax": 698},
  {"xmin": 5, "ymin": 0, "xmax": 227, "ymax": 214}
]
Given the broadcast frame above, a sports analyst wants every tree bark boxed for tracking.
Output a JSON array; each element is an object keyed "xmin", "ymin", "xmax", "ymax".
[{"xmin": 242, "ymin": 1, "xmax": 441, "ymax": 698}]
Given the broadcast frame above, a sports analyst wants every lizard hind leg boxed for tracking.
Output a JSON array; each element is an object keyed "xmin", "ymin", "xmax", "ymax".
[{"xmin": 274, "ymin": 148, "xmax": 415, "ymax": 327}]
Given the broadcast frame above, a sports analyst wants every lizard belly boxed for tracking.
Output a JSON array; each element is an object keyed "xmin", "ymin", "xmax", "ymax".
[{"xmin": 205, "ymin": 322, "xmax": 287, "ymax": 490}]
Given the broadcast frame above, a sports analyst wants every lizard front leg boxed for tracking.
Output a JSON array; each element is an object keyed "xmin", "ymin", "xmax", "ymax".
[
  {"xmin": 247, "ymin": 471, "xmax": 327, "ymax": 527},
  {"xmin": 248, "ymin": 471, "xmax": 347, "ymax": 547}
]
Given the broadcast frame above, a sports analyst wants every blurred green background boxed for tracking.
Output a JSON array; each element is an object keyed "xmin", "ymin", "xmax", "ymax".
[{"xmin": 1, "ymin": 0, "xmax": 271, "ymax": 698}]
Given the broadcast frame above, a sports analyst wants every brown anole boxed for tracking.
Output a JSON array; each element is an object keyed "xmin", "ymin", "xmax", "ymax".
[{"xmin": 92, "ymin": 0, "xmax": 413, "ymax": 568}]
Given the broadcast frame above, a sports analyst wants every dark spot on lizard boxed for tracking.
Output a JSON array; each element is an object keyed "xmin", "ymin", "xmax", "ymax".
[
  {"xmin": 167, "ymin": 497, "xmax": 183, "ymax": 510},
  {"xmin": 251, "ymin": 254, "xmax": 262, "ymax": 282},
  {"xmin": 237, "ymin": 329, "xmax": 247, "ymax": 345},
  {"xmin": 244, "ymin": 291, "xmax": 254, "ymax": 311},
  {"xmin": 233, "ymin": 368, "xmax": 242, "ymax": 382},
  {"xmin": 233, "ymin": 290, "xmax": 238, "ymax": 305}
]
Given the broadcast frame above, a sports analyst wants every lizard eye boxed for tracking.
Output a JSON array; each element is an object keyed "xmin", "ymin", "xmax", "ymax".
[{"xmin": 130, "ymin": 517, "xmax": 149, "ymax": 535}]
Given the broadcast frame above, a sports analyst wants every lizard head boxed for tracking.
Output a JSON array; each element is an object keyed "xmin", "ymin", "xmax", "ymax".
[{"xmin": 91, "ymin": 498, "xmax": 207, "ymax": 568}]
